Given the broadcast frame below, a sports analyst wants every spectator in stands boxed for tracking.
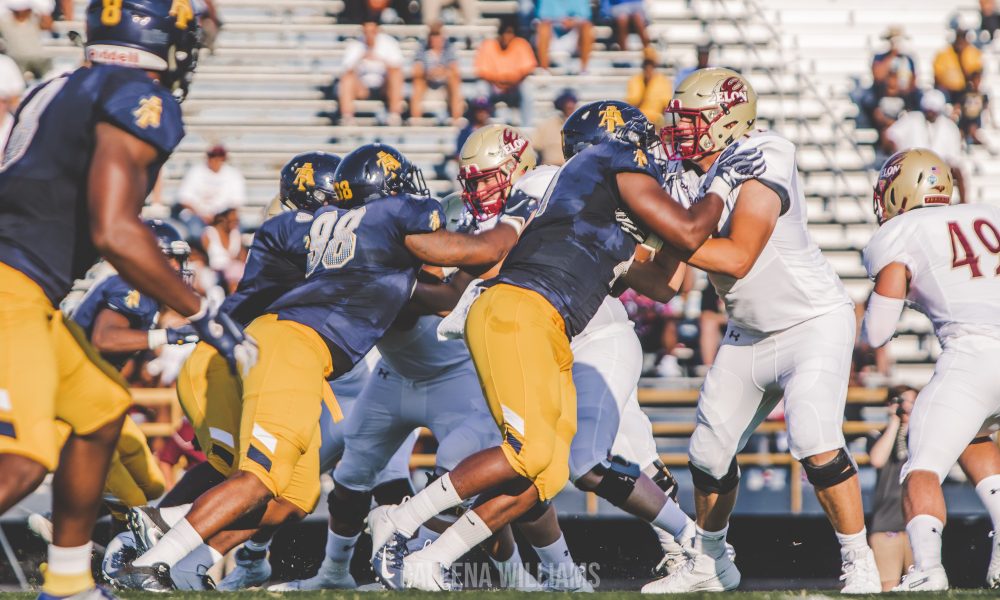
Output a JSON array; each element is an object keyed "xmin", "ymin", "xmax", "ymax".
[
  {"xmin": 474, "ymin": 19, "xmax": 537, "ymax": 125},
  {"xmin": 536, "ymin": 0, "xmax": 594, "ymax": 74},
  {"xmin": 958, "ymin": 70, "xmax": 990, "ymax": 147},
  {"xmin": 983, "ymin": 0, "xmax": 1000, "ymax": 42},
  {"xmin": 455, "ymin": 96, "xmax": 493, "ymax": 158},
  {"xmin": 202, "ymin": 207, "xmax": 245, "ymax": 293},
  {"xmin": 934, "ymin": 16, "xmax": 983, "ymax": 106},
  {"xmin": 626, "ymin": 56, "xmax": 672, "ymax": 126},
  {"xmin": 410, "ymin": 22, "xmax": 463, "ymax": 124},
  {"xmin": 603, "ymin": 0, "xmax": 649, "ymax": 52},
  {"xmin": 175, "ymin": 144, "xmax": 247, "ymax": 239},
  {"xmin": 531, "ymin": 88, "xmax": 577, "ymax": 165},
  {"xmin": 0, "ymin": 52, "xmax": 24, "ymax": 150},
  {"xmin": 868, "ymin": 386, "xmax": 917, "ymax": 591},
  {"xmin": 0, "ymin": 0, "xmax": 53, "ymax": 81},
  {"xmin": 338, "ymin": 18, "xmax": 404, "ymax": 126},
  {"xmin": 342, "ymin": 0, "xmax": 420, "ymax": 24},
  {"xmin": 620, "ymin": 289, "xmax": 684, "ymax": 377},
  {"xmin": 871, "ymin": 27, "xmax": 917, "ymax": 98},
  {"xmin": 193, "ymin": 0, "xmax": 223, "ymax": 54},
  {"xmin": 859, "ymin": 70, "xmax": 920, "ymax": 158},
  {"xmin": 674, "ymin": 42, "xmax": 712, "ymax": 87},
  {"xmin": 886, "ymin": 89, "xmax": 967, "ymax": 202},
  {"xmin": 421, "ymin": 0, "xmax": 477, "ymax": 25}
]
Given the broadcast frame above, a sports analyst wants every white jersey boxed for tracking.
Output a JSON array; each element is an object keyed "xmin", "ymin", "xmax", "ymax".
[
  {"xmin": 377, "ymin": 315, "xmax": 471, "ymax": 380},
  {"xmin": 863, "ymin": 203, "xmax": 1000, "ymax": 346},
  {"xmin": 699, "ymin": 130, "xmax": 851, "ymax": 333}
]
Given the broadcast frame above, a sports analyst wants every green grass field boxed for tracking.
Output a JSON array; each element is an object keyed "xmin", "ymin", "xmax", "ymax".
[{"xmin": 7, "ymin": 592, "xmax": 1000, "ymax": 599}]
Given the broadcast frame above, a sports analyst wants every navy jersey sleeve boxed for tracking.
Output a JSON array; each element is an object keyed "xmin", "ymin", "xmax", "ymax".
[
  {"xmin": 102, "ymin": 276, "xmax": 160, "ymax": 330},
  {"xmin": 96, "ymin": 76, "xmax": 184, "ymax": 156},
  {"xmin": 606, "ymin": 139, "xmax": 663, "ymax": 182},
  {"xmin": 392, "ymin": 195, "xmax": 445, "ymax": 237}
]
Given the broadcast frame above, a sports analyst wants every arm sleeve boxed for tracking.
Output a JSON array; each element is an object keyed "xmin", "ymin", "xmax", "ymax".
[
  {"xmin": 97, "ymin": 81, "xmax": 184, "ymax": 156},
  {"xmin": 396, "ymin": 195, "xmax": 446, "ymax": 236},
  {"xmin": 861, "ymin": 291, "xmax": 905, "ymax": 348},
  {"xmin": 607, "ymin": 139, "xmax": 663, "ymax": 181}
]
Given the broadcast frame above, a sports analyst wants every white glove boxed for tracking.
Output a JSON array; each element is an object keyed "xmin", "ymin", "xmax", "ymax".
[{"xmin": 436, "ymin": 279, "xmax": 484, "ymax": 340}]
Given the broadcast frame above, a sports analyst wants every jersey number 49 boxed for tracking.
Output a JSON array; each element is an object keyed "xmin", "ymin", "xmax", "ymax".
[{"xmin": 949, "ymin": 219, "xmax": 1000, "ymax": 278}]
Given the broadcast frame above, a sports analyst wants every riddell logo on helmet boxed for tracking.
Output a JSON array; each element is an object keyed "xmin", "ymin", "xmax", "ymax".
[
  {"xmin": 714, "ymin": 77, "xmax": 749, "ymax": 106},
  {"xmin": 88, "ymin": 47, "xmax": 142, "ymax": 66}
]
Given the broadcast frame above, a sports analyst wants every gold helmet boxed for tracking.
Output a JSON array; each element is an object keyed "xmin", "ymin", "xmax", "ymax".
[
  {"xmin": 662, "ymin": 67, "xmax": 757, "ymax": 160},
  {"xmin": 873, "ymin": 148, "xmax": 953, "ymax": 225},
  {"xmin": 458, "ymin": 124, "xmax": 537, "ymax": 221}
]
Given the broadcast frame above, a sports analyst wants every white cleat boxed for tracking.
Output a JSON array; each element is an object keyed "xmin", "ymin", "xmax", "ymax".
[
  {"xmin": 641, "ymin": 550, "xmax": 740, "ymax": 593},
  {"xmin": 27, "ymin": 513, "xmax": 54, "ymax": 544},
  {"xmin": 538, "ymin": 563, "xmax": 593, "ymax": 592},
  {"xmin": 402, "ymin": 552, "xmax": 454, "ymax": 591},
  {"xmin": 892, "ymin": 565, "xmax": 949, "ymax": 591},
  {"xmin": 839, "ymin": 547, "xmax": 882, "ymax": 594},
  {"xmin": 988, "ymin": 530, "xmax": 1000, "ymax": 589},
  {"xmin": 654, "ymin": 543, "xmax": 736, "ymax": 578},
  {"xmin": 366, "ymin": 505, "xmax": 402, "ymax": 560},
  {"xmin": 216, "ymin": 546, "xmax": 271, "ymax": 590},
  {"xmin": 493, "ymin": 560, "xmax": 543, "ymax": 591},
  {"xmin": 266, "ymin": 559, "xmax": 356, "ymax": 591}
]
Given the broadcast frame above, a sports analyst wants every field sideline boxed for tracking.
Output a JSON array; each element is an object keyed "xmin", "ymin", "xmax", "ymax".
[{"xmin": 4, "ymin": 592, "xmax": 1000, "ymax": 600}]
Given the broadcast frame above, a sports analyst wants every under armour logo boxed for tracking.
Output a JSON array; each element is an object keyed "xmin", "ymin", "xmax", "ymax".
[
  {"xmin": 729, "ymin": 331, "xmax": 741, "ymax": 341},
  {"xmin": 378, "ymin": 368, "xmax": 389, "ymax": 379}
]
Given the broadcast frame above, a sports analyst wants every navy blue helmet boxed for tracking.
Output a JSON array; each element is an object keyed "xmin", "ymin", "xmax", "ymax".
[
  {"xmin": 279, "ymin": 151, "xmax": 342, "ymax": 212},
  {"xmin": 146, "ymin": 219, "xmax": 192, "ymax": 279},
  {"xmin": 561, "ymin": 100, "xmax": 659, "ymax": 160},
  {"xmin": 332, "ymin": 144, "xmax": 429, "ymax": 209},
  {"xmin": 85, "ymin": 0, "xmax": 202, "ymax": 102}
]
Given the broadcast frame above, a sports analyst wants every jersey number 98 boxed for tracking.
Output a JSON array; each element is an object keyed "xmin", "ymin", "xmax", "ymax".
[{"xmin": 306, "ymin": 208, "xmax": 367, "ymax": 276}]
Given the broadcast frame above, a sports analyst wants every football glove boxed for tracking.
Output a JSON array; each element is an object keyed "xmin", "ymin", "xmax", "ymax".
[
  {"xmin": 701, "ymin": 145, "xmax": 766, "ymax": 199},
  {"xmin": 189, "ymin": 300, "xmax": 258, "ymax": 376},
  {"xmin": 498, "ymin": 188, "xmax": 539, "ymax": 236}
]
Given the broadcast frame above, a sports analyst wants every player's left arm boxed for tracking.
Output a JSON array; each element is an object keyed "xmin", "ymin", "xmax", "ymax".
[
  {"xmin": 404, "ymin": 226, "xmax": 519, "ymax": 269},
  {"xmin": 413, "ymin": 269, "xmax": 478, "ymax": 315},
  {"xmin": 619, "ymin": 249, "xmax": 687, "ymax": 303},
  {"xmin": 682, "ymin": 180, "xmax": 780, "ymax": 278},
  {"xmin": 861, "ymin": 262, "xmax": 909, "ymax": 348},
  {"xmin": 90, "ymin": 308, "xmax": 156, "ymax": 354}
]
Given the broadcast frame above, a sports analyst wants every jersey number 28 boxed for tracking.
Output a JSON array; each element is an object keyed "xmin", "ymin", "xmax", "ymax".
[
  {"xmin": 948, "ymin": 219, "xmax": 1000, "ymax": 278},
  {"xmin": 306, "ymin": 208, "xmax": 367, "ymax": 276}
]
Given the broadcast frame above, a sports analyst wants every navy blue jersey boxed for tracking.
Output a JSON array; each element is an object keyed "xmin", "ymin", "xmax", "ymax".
[
  {"xmin": 489, "ymin": 139, "xmax": 663, "ymax": 337},
  {"xmin": 269, "ymin": 194, "xmax": 444, "ymax": 368},
  {"xmin": 222, "ymin": 210, "xmax": 313, "ymax": 326},
  {"xmin": 0, "ymin": 64, "xmax": 184, "ymax": 305},
  {"xmin": 71, "ymin": 274, "xmax": 160, "ymax": 368}
]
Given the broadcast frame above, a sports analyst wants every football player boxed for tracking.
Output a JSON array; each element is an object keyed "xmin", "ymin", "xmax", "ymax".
[
  {"xmin": 861, "ymin": 149, "xmax": 1000, "ymax": 591},
  {"xmin": 368, "ymin": 103, "xmax": 765, "ymax": 591},
  {"xmin": 0, "ymin": 2, "xmax": 254, "ymax": 599},
  {"xmin": 115, "ymin": 143, "xmax": 531, "ymax": 589},
  {"xmin": 644, "ymin": 67, "xmax": 879, "ymax": 594},
  {"xmin": 417, "ymin": 119, "xmax": 703, "ymax": 586}
]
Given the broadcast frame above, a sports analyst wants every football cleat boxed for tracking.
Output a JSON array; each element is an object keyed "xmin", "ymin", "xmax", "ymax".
[
  {"xmin": 538, "ymin": 563, "xmax": 594, "ymax": 592},
  {"xmin": 839, "ymin": 547, "xmax": 882, "ymax": 594},
  {"xmin": 127, "ymin": 506, "xmax": 171, "ymax": 554},
  {"xmin": 654, "ymin": 542, "xmax": 734, "ymax": 578},
  {"xmin": 641, "ymin": 550, "xmax": 740, "ymax": 593},
  {"xmin": 366, "ymin": 504, "xmax": 402, "ymax": 560},
  {"xmin": 216, "ymin": 545, "xmax": 270, "ymax": 591},
  {"xmin": 266, "ymin": 558, "xmax": 356, "ymax": 591},
  {"xmin": 110, "ymin": 562, "xmax": 173, "ymax": 592},
  {"xmin": 372, "ymin": 532, "xmax": 411, "ymax": 590},
  {"xmin": 987, "ymin": 530, "xmax": 1000, "ymax": 589},
  {"xmin": 492, "ymin": 558, "xmax": 543, "ymax": 591},
  {"xmin": 892, "ymin": 564, "xmax": 949, "ymax": 592},
  {"xmin": 37, "ymin": 585, "xmax": 119, "ymax": 600},
  {"xmin": 101, "ymin": 532, "xmax": 140, "ymax": 585},
  {"xmin": 401, "ymin": 552, "xmax": 457, "ymax": 591}
]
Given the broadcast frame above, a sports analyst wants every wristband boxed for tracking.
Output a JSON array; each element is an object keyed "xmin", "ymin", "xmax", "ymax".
[
  {"xmin": 707, "ymin": 176, "xmax": 735, "ymax": 199},
  {"xmin": 498, "ymin": 215, "xmax": 526, "ymax": 236},
  {"xmin": 148, "ymin": 329, "xmax": 168, "ymax": 350}
]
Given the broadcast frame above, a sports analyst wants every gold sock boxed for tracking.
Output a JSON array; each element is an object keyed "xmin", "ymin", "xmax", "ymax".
[{"xmin": 41, "ymin": 563, "xmax": 95, "ymax": 596}]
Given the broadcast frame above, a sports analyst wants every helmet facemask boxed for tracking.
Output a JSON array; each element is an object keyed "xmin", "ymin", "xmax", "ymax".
[
  {"xmin": 662, "ymin": 102, "xmax": 722, "ymax": 161},
  {"xmin": 459, "ymin": 159, "xmax": 518, "ymax": 221}
]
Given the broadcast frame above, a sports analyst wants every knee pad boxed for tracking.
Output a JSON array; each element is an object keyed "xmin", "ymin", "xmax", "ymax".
[
  {"xmin": 689, "ymin": 458, "xmax": 740, "ymax": 495},
  {"xmin": 372, "ymin": 477, "xmax": 415, "ymax": 506},
  {"xmin": 514, "ymin": 499, "xmax": 550, "ymax": 524},
  {"xmin": 648, "ymin": 459, "xmax": 680, "ymax": 502},
  {"xmin": 802, "ymin": 448, "xmax": 857, "ymax": 489},
  {"xmin": 591, "ymin": 458, "xmax": 641, "ymax": 507},
  {"xmin": 328, "ymin": 485, "xmax": 372, "ymax": 526}
]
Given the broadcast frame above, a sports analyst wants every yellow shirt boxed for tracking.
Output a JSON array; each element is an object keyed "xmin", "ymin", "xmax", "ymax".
[
  {"xmin": 626, "ymin": 72, "xmax": 673, "ymax": 126},
  {"xmin": 933, "ymin": 44, "xmax": 983, "ymax": 92}
]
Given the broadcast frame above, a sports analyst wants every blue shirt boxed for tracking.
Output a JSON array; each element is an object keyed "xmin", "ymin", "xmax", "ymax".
[
  {"xmin": 70, "ymin": 274, "xmax": 160, "ymax": 368},
  {"xmin": 268, "ymin": 194, "xmax": 444, "ymax": 368},
  {"xmin": 0, "ymin": 64, "xmax": 184, "ymax": 304},
  {"xmin": 489, "ymin": 139, "xmax": 663, "ymax": 337},
  {"xmin": 222, "ymin": 210, "xmax": 313, "ymax": 326}
]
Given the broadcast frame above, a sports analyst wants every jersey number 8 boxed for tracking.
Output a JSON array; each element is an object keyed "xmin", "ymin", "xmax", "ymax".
[
  {"xmin": 306, "ymin": 208, "xmax": 367, "ymax": 276},
  {"xmin": 101, "ymin": 0, "xmax": 123, "ymax": 25}
]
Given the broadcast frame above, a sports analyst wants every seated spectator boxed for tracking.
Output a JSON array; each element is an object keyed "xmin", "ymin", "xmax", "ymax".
[
  {"xmin": 867, "ymin": 386, "xmax": 917, "ymax": 591},
  {"xmin": 0, "ymin": 0, "xmax": 53, "ymax": 81},
  {"xmin": 886, "ymin": 90, "xmax": 966, "ymax": 202},
  {"xmin": 674, "ymin": 42, "xmax": 712, "ymax": 88},
  {"xmin": 958, "ymin": 70, "xmax": 990, "ymax": 147},
  {"xmin": 934, "ymin": 17, "xmax": 983, "ymax": 105},
  {"xmin": 338, "ymin": 19, "xmax": 404, "ymax": 125},
  {"xmin": 202, "ymin": 208, "xmax": 245, "ymax": 292},
  {"xmin": 858, "ymin": 71, "xmax": 920, "ymax": 156},
  {"xmin": 455, "ymin": 96, "xmax": 493, "ymax": 159},
  {"xmin": 983, "ymin": 0, "xmax": 1000, "ymax": 42},
  {"xmin": 474, "ymin": 19, "xmax": 537, "ymax": 125},
  {"xmin": 602, "ymin": 0, "xmax": 649, "ymax": 52},
  {"xmin": 532, "ymin": 88, "xmax": 577, "ymax": 166},
  {"xmin": 536, "ymin": 0, "xmax": 594, "ymax": 74},
  {"xmin": 421, "ymin": 0, "xmax": 477, "ymax": 25},
  {"xmin": 0, "ymin": 52, "xmax": 25, "ymax": 150},
  {"xmin": 192, "ymin": 0, "xmax": 223, "ymax": 54},
  {"xmin": 626, "ymin": 56, "xmax": 672, "ymax": 126},
  {"xmin": 410, "ymin": 22, "xmax": 462, "ymax": 124},
  {"xmin": 872, "ymin": 27, "xmax": 917, "ymax": 97},
  {"xmin": 342, "ymin": 0, "xmax": 420, "ymax": 24},
  {"xmin": 175, "ymin": 145, "xmax": 247, "ymax": 239}
]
